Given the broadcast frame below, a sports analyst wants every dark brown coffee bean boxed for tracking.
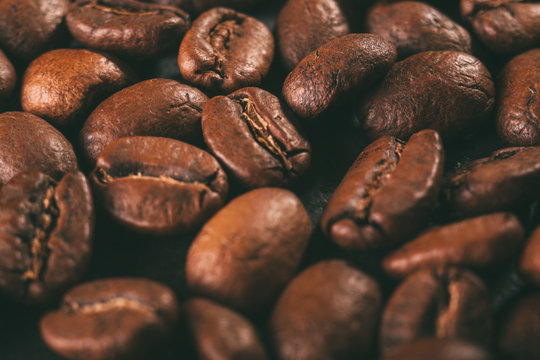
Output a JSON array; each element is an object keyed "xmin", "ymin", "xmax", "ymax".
[
  {"xmin": 276, "ymin": 0, "xmax": 355, "ymax": 70},
  {"xmin": 178, "ymin": 7, "xmax": 274, "ymax": 93},
  {"xmin": 184, "ymin": 298, "xmax": 268, "ymax": 360},
  {"xmin": 40, "ymin": 278, "xmax": 179, "ymax": 360},
  {"xmin": 80, "ymin": 78, "xmax": 208, "ymax": 166},
  {"xmin": 383, "ymin": 213, "xmax": 525, "ymax": 278},
  {"xmin": 21, "ymin": 49, "xmax": 135, "ymax": 127},
  {"xmin": 67, "ymin": 0, "xmax": 190, "ymax": 59},
  {"xmin": 358, "ymin": 51, "xmax": 495, "ymax": 140},
  {"xmin": 321, "ymin": 129, "xmax": 444, "ymax": 251},
  {"xmin": 366, "ymin": 1, "xmax": 472, "ymax": 58},
  {"xmin": 383, "ymin": 338, "xmax": 493, "ymax": 360},
  {"xmin": 270, "ymin": 259, "xmax": 381, "ymax": 360},
  {"xmin": 496, "ymin": 49, "xmax": 540, "ymax": 146},
  {"xmin": 520, "ymin": 225, "xmax": 540, "ymax": 287},
  {"xmin": 0, "ymin": 0, "xmax": 70, "ymax": 60},
  {"xmin": 202, "ymin": 87, "xmax": 311, "ymax": 189},
  {"xmin": 283, "ymin": 33, "xmax": 397, "ymax": 119},
  {"xmin": 192, "ymin": 0, "xmax": 262, "ymax": 13},
  {"xmin": 445, "ymin": 146, "xmax": 540, "ymax": 216},
  {"xmin": 0, "ymin": 112, "xmax": 77, "ymax": 185},
  {"xmin": 461, "ymin": 0, "xmax": 540, "ymax": 54},
  {"xmin": 498, "ymin": 293, "xmax": 540, "ymax": 360},
  {"xmin": 186, "ymin": 188, "xmax": 312, "ymax": 314},
  {"xmin": 0, "ymin": 171, "xmax": 94, "ymax": 304},
  {"xmin": 91, "ymin": 136, "xmax": 228, "ymax": 235},
  {"xmin": 381, "ymin": 268, "xmax": 491, "ymax": 355},
  {"xmin": 0, "ymin": 50, "xmax": 15, "ymax": 104}
]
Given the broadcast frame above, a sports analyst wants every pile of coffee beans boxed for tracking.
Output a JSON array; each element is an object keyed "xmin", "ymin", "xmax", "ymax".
[{"xmin": 0, "ymin": 1, "xmax": 539, "ymax": 359}]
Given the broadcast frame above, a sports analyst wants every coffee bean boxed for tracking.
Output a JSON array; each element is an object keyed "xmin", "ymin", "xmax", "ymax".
[
  {"xmin": 383, "ymin": 338, "xmax": 493, "ymax": 360},
  {"xmin": 445, "ymin": 146, "xmax": 540, "ymax": 216},
  {"xmin": 461, "ymin": 0, "xmax": 540, "ymax": 54},
  {"xmin": 0, "ymin": 50, "xmax": 15, "ymax": 104},
  {"xmin": 321, "ymin": 129, "xmax": 444, "ymax": 251},
  {"xmin": 496, "ymin": 49, "xmax": 540, "ymax": 146},
  {"xmin": 80, "ymin": 78, "xmax": 208, "ymax": 166},
  {"xmin": 366, "ymin": 1, "xmax": 472, "ymax": 58},
  {"xmin": 202, "ymin": 87, "xmax": 311, "ymax": 189},
  {"xmin": 283, "ymin": 33, "xmax": 397, "ymax": 119},
  {"xmin": 0, "ymin": 112, "xmax": 77, "ymax": 185},
  {"xmin": 380, "ymin": 268, "xmax": 491, "ymax": 355},
  {"xmin": 178, "ymin": 7, "xmax": 274, "ymax": 93},
  {"xmin": 40, "ymin": 278, "xmax": 179, "ymax": 360},
  {"xmin": 67, "ymin": 0, "xmax": 190, "ymax": 59},
  {"xmin": 91, "ymin": 136, "xmax": 228, "ymax": 235},
  {"xmin": 0, "ymin": 171, "xmax": 94, "ymax": 304},
  {"xmin": 383, "ymin": 213, "xmax": 525, "ymax": 278},
  {"xmin": 186, "ymin": 188, "xmax": 312, "ymax": 314},
  {"xmin": 276, "ymin": 0, "xmax": 355, "ymax": 70},
  {"xmin": 184, "ymin": 298, "xmax": 268, "ymax": 360},
  {"xmin": 270, "ymin": 259, "xmax": 381, "ymax": 360},
  {"xmin": 358, "ymin": 51, "xmax": 495, "ymax": 140},
  {"xmin": 0, "ymin": 0, "xmax": 70, "ymax": 60},
  {"xmin": 520, "ymin": 225, "xmax": 540, "ymax": 287}
]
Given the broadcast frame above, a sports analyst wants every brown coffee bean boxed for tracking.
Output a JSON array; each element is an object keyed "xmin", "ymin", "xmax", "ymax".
[
  {"xmin": 186, "ymin": 188, "xmax": 312, "ymax": 314},
  {"xmin": 366, "ymin": 1, "xmax": 472, "ymax": 58},
  {"xmin": 383, "ymin": 213, "xmax": 525, "ymax": 278},
  {"xmin": 358, "ymin": 51, "xmax": 495, "ymax": 140},
  {"xmin": 178, "ymin": 7, "xmax": 274, "ymax": 93},
  {"xmin": 67, "ymin": 0, "xmax": 190, "ymax": 59},
  {"xmin": 184, "ymin": 298, "xmax": 268, "ymax": 360},
  {"xmin": 0, "ymin": 112, "xmax": 77, "ymax": 185},
  {"xmin": 0, "ymin": 50, "xmax": 15, "ymax": 104},
  {"xmin": 0, "ymin": 0, "xmax": 70, "ymax": 60},
  {"xmin": 91, "ymin": 136, "xmax": 228, "ymax": 235},
  {"xmin": 202, "ymin": 87, "xmax": 311, "ymax": 189},
  {"xmin": 520, "ymin": 225, "xmax": 540, "ymax": 287},
  {"xmin": 496, "ymin": 49, "xmax": 540, "ymax": 146},
  {"xmin": 0, "ymin": 171, "xmax": 94, "ymax": 304},
  {"xmin": 21, "ymin": 49, "xmax": 135, "ymax": 127},
  {"xmin": 276, "ymin": 0, "xmax": 355, "ymax": 70},
  {"xmin": 461, "ymin": 0, "xmax": 540, "ymax": 54},
  {"xmin": 321, "ymin": 129, "xmax": 444, "ymax": 251},
  {"xmin": 80, "ymin": 78, "xmax": 208, "ymax": 166},
  {"xmin": 445, "ymin": 146, "xmax": 540, "ymax": 216},
  {"xmin": 381, "ymin": 268, "xmax": 491, "ymax": 355},
  {"xmin": 40, "ymin": 278, "xmax": 179, "ymax": 360},
  {"xmin": 383, "ymin": 338, "xmax": 493, "ymax": 360},
  {"xmin": 270, "ymin": 259, "xmax": 381, "ymax": 360},
  {"xmin": 283, "ymin": 33, "xmax": 397, "ymax": 119}
]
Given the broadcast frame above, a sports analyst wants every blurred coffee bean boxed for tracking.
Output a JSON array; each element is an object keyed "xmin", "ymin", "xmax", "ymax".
[
  {"xmin": 520, "ymin": 225, "xmax": 540, "ymax": 287},
  {"xmin": 383, "ymin": 338, "xmax": 493, "ymax": 360},
  {"xmin": 0, "ymin": 50, "xmax": 16, "ymax": 105}
]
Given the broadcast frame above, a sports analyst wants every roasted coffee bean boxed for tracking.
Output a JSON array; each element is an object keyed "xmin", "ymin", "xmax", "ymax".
[
  {"xmin": 520, "ymin": 225, "xmax": 540, "ymax": 287},
  {"xmin": 0, "ymin": 171, "xmax": 93, "ymax": 304},
  {"xmin": 40, "ymin": 278, "xmax": 179, "ymax": 360},
  {"xmin": 270, "ymin": 260, "xmax": 381, "ymax": 360},
  {"xmin": 186, "ymin": 188, "xmax": 312, "ymax": 314},
  {"xmin": 321, "ymin": 129, "xmax": 444, "ymax": 251},
  {"xmin": 366, "ymin": 1, "xmax": 472, "ymax": 58},
  {"xmin": 445, "ymin": 146, "xmax": 540, "ymax": 216},
  {"xmin": 91, "ymin": 136, "xmax": 228, "ymax": 235},
  {"xmin": 383, "ymin": 338, "xmax": 493, "ymax": 360},
  {"xmin": 192, "ymin": 0, "xmax": 262, "ymax": 12},
  {"xmin": 67, "ymin": 0, "xmax": 190, "ymax": 59},
  {"xmin": 81, "ymin": 78, "xmax": 208, "ymax": 166},
  {"xmin": 0, "ymin": 0, "xmax": 70, "ymax": 60},
  {"xmin": 202, "ymin": 87, "xmax": 311, "ymax": 189},
  {"xmin": 283, "ymin": 33, "xmax": 396, "ymax": 119},
  {"xmin": 0, "ymin": 50, "xmax": 15, "ymax": 104},
  {"xmin": 461, "ymin": 0, "xmax": 540, "ymax": 54},
  {"xmin": 380, "ymin": 268, "xmax": 491, "ymax": 355},
  {"xmin": 383, "ymin": 213, "xmax": 524, "ymax": 278},
  {"xmin": 276, "ymin": 0, "xmax": 355, "ymax": 70},
  {"xmin": 178, "ymin": 7, "xmax": 274, "ymax": 93},
  {"xmin": 0, "ymin": 112, "xmax": 77, "ymax": 185},
  {"xmin": 21, "ymin": 49, "xmax": 135, "ymax": 127},
  {"xmin": 498, "ymin": 293, "xmax": 540, "ymax": 360},
  {"xmin": 496, "ymin": 49, "xmax": 540, "ymax": 146},
  {"xmin": 184, "ymin": 298, "xmax": 268, "ymax": 360},
  {"xmin": 358, "ymin": 51, "xmax": 495, "ymax": 140}
]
